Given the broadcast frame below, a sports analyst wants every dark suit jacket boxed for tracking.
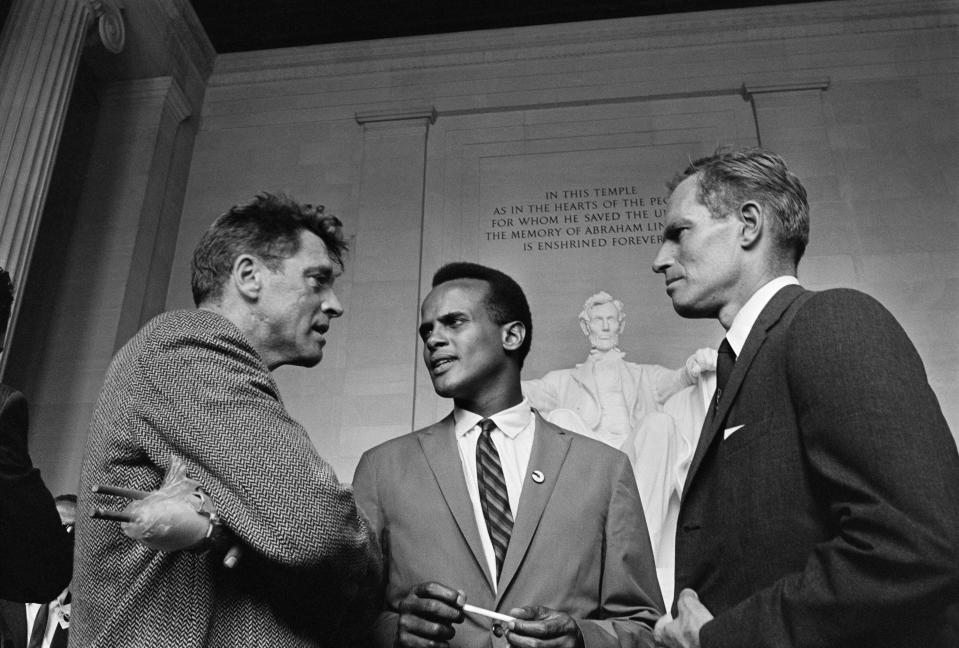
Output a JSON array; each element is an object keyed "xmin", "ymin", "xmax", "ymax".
[
  {"xmin": 675, "ymin": 286, "xmax": 959, "ymax": 647},
  {"xmin": 0, "ymin": 599, "xmax": 25, "ymax": 648},
  {"xmin": 0, "ymin": 598, "xmax": 68, "ymax": 648},
  {"xmin": 0, "ymin": 385, "xmax": 72, "ymax": 602},
  {"xmin": 353, "ymin": 413, "xmax": 664, "ymax": 648}
]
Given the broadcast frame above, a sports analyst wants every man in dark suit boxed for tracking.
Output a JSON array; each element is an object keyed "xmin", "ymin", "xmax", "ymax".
[
  {"xmin": 0, "ymin": 267, "xmax": 72, "ymax": 604},
  {"xmin": 650, "ymin": 147, "xmax": 959, "ymax": 647},
  {"xmin": 71, "ymin": 194, "xmax": 381, "ymax": 647},
  {"xmin": 353, "ymin": 262, "xmax": 664, "ymax": 648},
  {"xmin": 0, "ymin": 495, "xmax": 74, "ymax": 648}
]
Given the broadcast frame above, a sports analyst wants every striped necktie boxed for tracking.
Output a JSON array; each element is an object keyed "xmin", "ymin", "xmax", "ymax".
[{"xmin": 476, "ymin": 418, "xmax": 513, "ymax": 579}]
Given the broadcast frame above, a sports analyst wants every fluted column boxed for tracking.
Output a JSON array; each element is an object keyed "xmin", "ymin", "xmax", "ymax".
[{"xmin": 0, "ymin": 0, "xmax": 123, "ymax": 354}]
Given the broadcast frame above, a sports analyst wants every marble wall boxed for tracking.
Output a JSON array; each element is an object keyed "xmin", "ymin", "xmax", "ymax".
[
  {"xmin": 164, "ymin": 0, "xmax": 959, "ymax": 484},
  {"xmin": 13, "ymin": 0, "xmax": 958, "ymax": 491}
]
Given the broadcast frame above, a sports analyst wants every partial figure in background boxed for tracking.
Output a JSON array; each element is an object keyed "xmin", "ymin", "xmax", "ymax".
[
  {"xmin": 70, "ymin": 193, "xmax": 381, "ymax": 648},
  {"xmin": 522, "ymin": 291, "xmax": 715, "ymax": 602},
  {"xmin": 0, "ymin": 267, "xmax": 73, "ymax": 604},
  {"xmin": 0, "ymin": 494, "xmax": 75, "ymax": 648}
]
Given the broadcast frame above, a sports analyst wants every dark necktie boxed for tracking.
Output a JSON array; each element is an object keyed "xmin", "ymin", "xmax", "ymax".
[
  {"xmin": 715, "ymin": 338, "xmax": 736, "ymax": 409},
  {"xmin": 28, "ymin": 602, "xmax": 49, "ymax": 648},
  {"xmin": 475, "ymin": 418, "xmax": 513, "ymax": 579}
]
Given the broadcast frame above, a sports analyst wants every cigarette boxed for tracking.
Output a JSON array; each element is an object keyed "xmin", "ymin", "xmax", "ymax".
[
  {"xmin": 462, "ymin": 603, "xmax": 515, "ymax": 623},
  {"xmin": 92, "ymin": 484, "xmax": 149, "ymax": 500},
  {"xmin": 90, "ymin": 508, "xmax": 135, "ymax": 522}
]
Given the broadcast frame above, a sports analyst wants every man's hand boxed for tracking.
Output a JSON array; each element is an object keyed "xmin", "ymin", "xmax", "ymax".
[
  {"xmin": 505, "ymin": 606, "xmax": 583, "ymax": 648},
  {"xmin": 653, "ymin": 589, "xmax": 713, "ymax": 648},
  {"xmin": 395, "ymin": 581, "xmax": 466, "ymax": 648},
  {"xmin": 89, "ymin": 455, "xmax": 241, "ymax": 568},
  {"xmin": 685, "ymin": 347, "xmax": 718, "ymax": 381}
]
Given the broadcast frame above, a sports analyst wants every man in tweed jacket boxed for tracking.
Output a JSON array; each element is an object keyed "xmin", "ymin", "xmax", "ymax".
[{"xmin": 71, "ymin": 194, "xmax": 381, "ymax": 647}]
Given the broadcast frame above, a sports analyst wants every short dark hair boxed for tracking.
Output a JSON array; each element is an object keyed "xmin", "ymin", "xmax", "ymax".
[
  {"xmin": 190, "ymin": 192, "xmax": 348, "ymax": 306},
  {"xmin": 0, "ymin": 267, "xmax": 13, "ymax": 344},
  {"xmin": 431, "ymin": 262, "xmax": 533, "ymax": 367},
  {"xmin": 669, "ymin": 147, "xmax": 810, "ymax": 263}
]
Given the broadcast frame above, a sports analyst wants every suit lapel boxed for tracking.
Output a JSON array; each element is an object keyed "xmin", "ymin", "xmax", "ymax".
[
  {"xmin": 417, "ymin": 415, "xmax": 494, "ymax": 592},
  {"xmin": 495, "ymin": 414, "xmax": 572, "ymax": 606},
  {"xmin": 682, "ymin": 285, "xmax": 806, "ymax": 500},
  {"xmin": 619, "ymin": 362, "xmax": 641, "ymax": 414}
]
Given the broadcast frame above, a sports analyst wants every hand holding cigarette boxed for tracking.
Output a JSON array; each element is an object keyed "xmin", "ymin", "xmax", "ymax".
[{"xmin": 394, "ymin": 581, "xmax": 466, "ymax": 648}]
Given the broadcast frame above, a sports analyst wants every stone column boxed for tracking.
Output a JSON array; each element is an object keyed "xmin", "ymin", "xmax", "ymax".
[
  {"xmin": 336, "ymin": 108, "xmax": 436, "ymax": 467},
  {"xmin": 0, "ymin": 0, "xmax": 123, "ymax": 355}
]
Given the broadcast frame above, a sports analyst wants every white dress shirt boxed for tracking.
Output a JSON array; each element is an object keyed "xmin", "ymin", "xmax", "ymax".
[
  {"xmin": 725, "ymin": 276, "xmax": 800, "ymax": 355},
  {"xmin": 454, "ymin": 398, "xmax": 535, "ymax": 590}
]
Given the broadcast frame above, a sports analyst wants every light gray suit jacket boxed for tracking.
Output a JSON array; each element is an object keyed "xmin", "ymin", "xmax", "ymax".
[{"xmin": 353, "ymin": 413, "xmax": 663, "ymax": 648}]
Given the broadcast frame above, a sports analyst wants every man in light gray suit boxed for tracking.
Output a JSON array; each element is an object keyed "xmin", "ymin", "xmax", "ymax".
[{"xmin": 354, "ymin": 262, "xmax": 664, "ymax": 648}]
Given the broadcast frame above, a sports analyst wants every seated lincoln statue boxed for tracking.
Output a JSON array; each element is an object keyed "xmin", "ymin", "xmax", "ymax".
[
  {"xmin": 522, "ymin": 291, "xmax": 714, "ymax": 445},
  {"xmin": 522, "ymin": 290, "xmax": 715, "ymax": 603}
]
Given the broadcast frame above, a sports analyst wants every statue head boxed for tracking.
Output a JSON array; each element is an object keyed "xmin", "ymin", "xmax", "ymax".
[{"xmin": 578, "ymin": 291, "xmax": 625, "ymax": 352}]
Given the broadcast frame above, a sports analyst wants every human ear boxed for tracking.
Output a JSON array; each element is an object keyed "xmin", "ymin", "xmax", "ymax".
[
  {"xmin": 739, "ymin": 201, "xmax": 763, "ymax": 249},
  {"xmin": 502, "ymin": 321, "xmax": 527, "ymax": 352},
  {"xmin": 232, "ymin": 254, "xmax": 262, "ymax": 300}
]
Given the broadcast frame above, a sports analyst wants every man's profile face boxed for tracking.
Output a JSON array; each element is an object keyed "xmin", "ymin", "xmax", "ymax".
[
  {"xmin": 585, "ymin": 301, "xmax": 622, "ymax": 351},
  {"xmin": 419, "ymin": 279, "xmax": 514, "ymax": 411},
  {"xmin": 652, "ymin": 174, "xmax": 742, "ymax": 319},
  {"xmin": 254, "ymin": 230, "xmax": 343, "ymax": 369}
]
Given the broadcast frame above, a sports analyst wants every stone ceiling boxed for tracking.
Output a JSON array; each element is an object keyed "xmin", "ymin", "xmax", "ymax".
[{"xmin": 188, "ymin": 0, "xmax": 827, "ymax": 53}]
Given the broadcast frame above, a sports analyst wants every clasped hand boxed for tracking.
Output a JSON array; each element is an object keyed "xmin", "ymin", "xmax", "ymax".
[
  {"xmin": 395, "ymin": 582, "xmax": 583, "ymax": 648},
  {"xmin": 654, "ymin": 589, "xmax": 713, "ymax": 648},
  {"xmin": 90, "ymin": 455, "xmax": 241, "ymax": 568}
]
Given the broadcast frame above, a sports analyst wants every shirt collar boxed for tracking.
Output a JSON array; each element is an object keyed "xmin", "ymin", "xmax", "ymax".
[
  {"xmin": 725, "ymin": 275, "xmax": 800, "ymax": 355},
  {"xmin": 454, "ymin": 398, "xmax": 533, "ymax": 439},
  {"xmin": 588, "ymin": 348, "xmax": 625, "ymax": 362}
]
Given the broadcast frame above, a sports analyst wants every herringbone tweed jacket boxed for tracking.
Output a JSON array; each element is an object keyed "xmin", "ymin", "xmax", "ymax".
[{"xmin": 70, "ymin": 309, "xmax": 381, "ymax": 648}]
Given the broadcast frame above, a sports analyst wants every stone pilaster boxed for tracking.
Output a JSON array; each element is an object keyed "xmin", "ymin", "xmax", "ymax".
[
  {"xmin": 0, "ymin": 0, "xmax": 123, "ymax": 358},
  {"xmin": 340, "ymin": 108, "xmax": 435, "ymax": 459}
]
